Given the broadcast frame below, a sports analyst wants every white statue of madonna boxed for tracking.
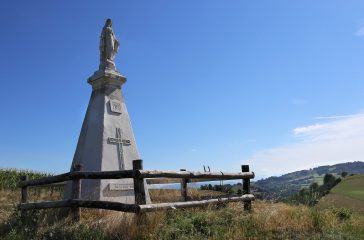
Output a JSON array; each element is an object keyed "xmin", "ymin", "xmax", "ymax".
[{"xmin": 99, "ymin": 19, "xmax": 120, "ymax": 70}]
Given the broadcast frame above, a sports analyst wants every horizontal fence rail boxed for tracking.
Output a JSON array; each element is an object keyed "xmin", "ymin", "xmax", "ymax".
[
  {"xmin": 138, "ymin": 194, "xmax": 255, "ymax": 212},
  {"xmin": 19, "ymin": 170, "xmax": 254, "ymax": 188},
  {"xmin": 18, "ymin": 194, "xmax": 255, "ymax": 213},
  {"xmin": 146, "ymin": 178, "xmax": 243, "ymax": 184},
  {"xmin": 138, "ymin": 170, "xmax": 254, "ymax": 180},
  {"xmin": 18, "ymin": 159, "xmax": 255, "ymax": 221},
  {"xmin": 18, "ymin": 170, "xmax": 135, "ymax": 187}
]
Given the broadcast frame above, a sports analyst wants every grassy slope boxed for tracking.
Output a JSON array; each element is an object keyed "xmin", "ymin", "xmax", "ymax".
[
  {"xmin": 331, "ymin": 175, "xmax": 364, "ymax": 201},
  {"xmin": 254, "ymin": 162, "xmax": 363, "ymax": 199},
  {"xmin": 318, "ymin": 174, "xmax": 364, "ymax": 213}
]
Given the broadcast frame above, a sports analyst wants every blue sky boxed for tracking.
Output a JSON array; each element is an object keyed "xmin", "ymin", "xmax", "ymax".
[{"xmin": 1, "ymin": 1, "xmax": 364, "ymax": 178}]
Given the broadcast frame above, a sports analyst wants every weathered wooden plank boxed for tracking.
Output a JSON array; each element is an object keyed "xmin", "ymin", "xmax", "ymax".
[
  {"xmin": 19, "ymin": 173, "xmax": 72, "ymax": 187},
  {"xmin": 138, "ymin": 194, "xmax": 255, "ymax": 212},
  {"xmin": 19, "ymin": 195, "xmax": 254, "ymax": 213},
  {"xmin": 20, "ymin": 176, "xmax": 28, "ymax": 204},
  {"xmin": 73, "ymin": 200, "xmax": 139, "ymax": 212},
  {"xmin": 242, "ymin": 165, "xmax": 251, "ymax": 211},
  {"xmin": 19, "ymin": 170, "xmax": 135, "ymax": 187},
  {"xmin": 180, "ymin": 178, "xmax": 188, "ymax": 201},
  {"xmin": 138, "ymin": 170, "xmax": 254, "ymax": 180},
  {"xmin": 146, "ymin": 178, "xmax": 182, "ymax": 184},
  {"xmin": 71, "ymin": 170, "xmax": 134, "ymax": 179},
  {"xmin": 19, "ymin": 169, "xmax": 254, "ymax": 188},
  {"xmin": 146, "ymin": 178, "xmax": 240, "ymax": 184},
  {"xmin": 133, "ymin": 160, "xmax": 146, "ymax": 205},
  {"xmin": 71, "ymin": 164, "xmax": 82, "ymax": 222}
]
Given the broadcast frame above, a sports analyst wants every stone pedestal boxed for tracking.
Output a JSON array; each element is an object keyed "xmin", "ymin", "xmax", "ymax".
[{"xmin": 65, "ymin": 69, "xmax": 150, "ymax": 203}]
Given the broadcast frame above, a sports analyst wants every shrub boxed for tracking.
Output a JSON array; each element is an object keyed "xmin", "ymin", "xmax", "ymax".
[{"xmin": 330, "ymin": 207, "xmax": 352, "ymax": 221}]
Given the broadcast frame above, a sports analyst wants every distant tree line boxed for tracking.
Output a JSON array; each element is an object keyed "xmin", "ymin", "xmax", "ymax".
[
  {"xmin": 200, "ymin": 183, "xmax": 237, "ymax": 194},
  {"xmin": 282, "ymin": 172, "xmax": 348, "ymax": 205}
]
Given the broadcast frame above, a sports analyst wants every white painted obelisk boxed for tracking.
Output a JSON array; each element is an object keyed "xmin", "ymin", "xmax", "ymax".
[{"xmin": 65, "ymin": 19, "xmax": 150, "ymax": 203}]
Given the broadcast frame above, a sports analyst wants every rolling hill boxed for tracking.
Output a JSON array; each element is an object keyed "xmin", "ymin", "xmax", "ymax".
[
  {"xmin": 317, "ymin": 174, "xmax": 364, "ymax": 213},
  {"xmin": 253, "ymin": 161, "xmax": 364, "ymax": 199}
]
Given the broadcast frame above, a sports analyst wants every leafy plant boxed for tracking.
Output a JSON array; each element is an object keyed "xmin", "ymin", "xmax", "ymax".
[{"xmin": 330, "ymin": 207, "xmax": 352, "ymax": 221}]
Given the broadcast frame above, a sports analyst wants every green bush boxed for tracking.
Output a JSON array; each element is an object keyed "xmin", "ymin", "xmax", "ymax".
[{"xmin": 330, "ymin": 207, "xmax": 352, "ymax": 221}]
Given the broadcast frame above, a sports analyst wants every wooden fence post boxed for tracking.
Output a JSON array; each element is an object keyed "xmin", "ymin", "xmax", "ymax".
[
  {"xmin": 241, "ymin": 165, "xmax": 251, "ymax": 211},
  {"xmin": 180, "ymin": 169, "xmax": 188, "ymax": 201},
  {"xmin": 133, "ymin": 160, "xmax": 146, "ymax": 205},
  {"xmin": 20, "ymin": 175, "xmax": 28, "ymax": 204},
  {"xmin": 71, "ymin": 164, "xmax": 82, "ymax": 222},
  {"xmin": 20, "ymin": 175, "xmax": 28, "ymax": 219}
]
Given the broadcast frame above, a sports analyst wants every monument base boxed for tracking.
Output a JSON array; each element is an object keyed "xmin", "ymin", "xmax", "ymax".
[{"xmin": 64, "ymin": 69, "xmax": 150, "ymax": 204}]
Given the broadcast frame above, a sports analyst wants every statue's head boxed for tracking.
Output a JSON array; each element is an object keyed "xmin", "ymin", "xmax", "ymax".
[{"xmin": 105, "ymin": 18, "xmax": 112, "ymax": 27}]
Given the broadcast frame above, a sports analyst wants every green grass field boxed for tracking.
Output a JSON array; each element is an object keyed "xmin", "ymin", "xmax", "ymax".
[
  {"xmin": 317, "ymin": 174, "xmax": 364, "ymax": 213},
  {"xmin": 331, "ymin": 175, "xmax": 364, "ymax": 201}
]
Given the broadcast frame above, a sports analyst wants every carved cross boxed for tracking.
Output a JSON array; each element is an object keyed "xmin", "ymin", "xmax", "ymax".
[{"xmin": 108, "ymin": 128, "xmax": 131, "ymax": 169}]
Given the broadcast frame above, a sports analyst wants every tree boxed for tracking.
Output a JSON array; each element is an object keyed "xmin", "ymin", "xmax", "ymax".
[
  {"xmin": 341, "ymin": 172, "xmax": 348, "ymax": 178},
  {"xmin": 323, "ymin": 173, "xmax": 336, "ymax": 187},
  {"xmin": 309, "ymin": 182, "xmax": 319, "ymax": 192}
]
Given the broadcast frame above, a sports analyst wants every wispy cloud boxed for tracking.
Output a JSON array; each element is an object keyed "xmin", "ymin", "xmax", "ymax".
[
  {"xmin": 245, "ymin": 113, "xmax": 364, "ymax": 178},
  {"xmin": 356, "ymin": 27, "xmax": 364, "ymax": 37},
  {"xmin": 314, "ymin": 114, "xmax": 364, "ymax": 120},
  {"xmin": 355, "ymin": 22, "xmax": 364, "ymax": 37},
  {"xmin": 293, "ymin": 124, "xmax": 324, "ymax": 135}
]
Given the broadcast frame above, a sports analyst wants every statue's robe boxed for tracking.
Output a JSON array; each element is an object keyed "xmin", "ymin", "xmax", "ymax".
[{"xmin": 100, "ymin": 26, "xmax": 119, "ymax": 66}]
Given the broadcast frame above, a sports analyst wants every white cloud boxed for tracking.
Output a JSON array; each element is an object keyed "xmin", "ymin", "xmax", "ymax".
[
  {"xmin": 356, "ymin": 24, "xmax": 364, "ymax": 37},
  {"xmin": 293, "ymin": 124, "xmax": 324, "ymax": 136},
  {"xmin": 245, "ymin": 113, "xmax": 364, "ymax": 178},
  {"xmin": 314, "ymin": 114, "xmax": 364, "ymax": 120}
]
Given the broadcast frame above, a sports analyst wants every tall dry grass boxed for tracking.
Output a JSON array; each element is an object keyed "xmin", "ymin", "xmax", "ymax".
[{"xmin": 1, "ymin": 189, "xmax": 364, "ymax": 239}]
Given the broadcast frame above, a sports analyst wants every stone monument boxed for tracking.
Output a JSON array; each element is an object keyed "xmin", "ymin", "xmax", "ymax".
[{"xmin": 65, "ymin": 19, "xmax": 150, "ymax": 203}]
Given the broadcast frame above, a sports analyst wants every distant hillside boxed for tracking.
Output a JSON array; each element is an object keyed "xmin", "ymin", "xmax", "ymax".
[
  {"xmin": 331, "ymin": 174, "xmax": 364, "ymax": 201},
  {"xmin": 317, "ymin": 174, "xmax": 364, "ymax": 213},
  {"xmin": 254, "ymin": 161, "xmax": 364, "ymax": 199}
]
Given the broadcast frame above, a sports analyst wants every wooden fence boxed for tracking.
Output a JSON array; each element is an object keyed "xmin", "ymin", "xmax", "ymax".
[{"xmin": 18, "ymin": 160, "xmax": 255, "ymax": 221}]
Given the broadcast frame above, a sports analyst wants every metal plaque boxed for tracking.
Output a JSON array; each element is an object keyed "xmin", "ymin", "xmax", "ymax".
[
  {"xmin": 109, "ymin": 183, "xmax": 134, "ymax": 191},
  {"xmin": 110, "ymin": 100, "xmax": 122, "ymax": 114}
]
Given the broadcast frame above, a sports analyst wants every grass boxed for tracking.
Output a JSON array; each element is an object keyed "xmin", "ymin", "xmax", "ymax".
[
  {"xmin": 317, "ymin": 174, "xmax": 364, "ymax": 214},
  {"xmin": 312, "ymin": 173, "xmax": 340, "ymax": 186},
  {"xmin": 313, "ymin": 174, "xmax": 324, "ymax": 185},
  {"xmin": 331, "ymin": 175, "xmax": 364, "ymax": 201},
  {"xmin": 1, "ymin": 169, "xmax": 364, "ymax": 239},
  {"xmin": 1, "ymin": 188, "xmax": 364, "ymax": 239}
]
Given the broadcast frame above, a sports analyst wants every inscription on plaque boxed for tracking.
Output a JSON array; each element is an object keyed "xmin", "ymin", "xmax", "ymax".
[
  {"xmin": 109, "ymin": 183, "xmax": 134, "ymax": 191},
  {"xmin": 110, "ymin": 100, "xmax": 122, "ymax": 114}
]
